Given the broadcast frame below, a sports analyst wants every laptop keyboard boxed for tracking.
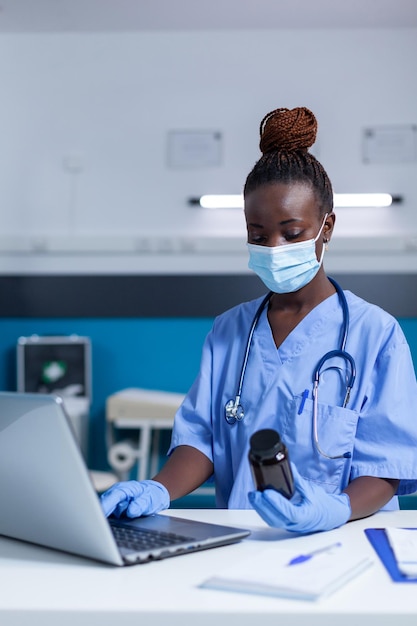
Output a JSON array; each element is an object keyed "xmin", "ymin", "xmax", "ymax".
[{"xmin": 110, "ymin": 522, "xmax": 194, "ymax": 553}]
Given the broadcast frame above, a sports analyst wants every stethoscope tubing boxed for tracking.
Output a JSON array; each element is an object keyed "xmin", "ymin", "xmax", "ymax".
[
  {"xmin": 327, "ymin": 277, "xmax": 348, "ymax": 351},
  {"xmin": 234, "ymin": 291, "xmax": 272, "ymax": 401},
  {"xmin": 224, "ymin": 291, "xmax": 272, "ymax": 424}
]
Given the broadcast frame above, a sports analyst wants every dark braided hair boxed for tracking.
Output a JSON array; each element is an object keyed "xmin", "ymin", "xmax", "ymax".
[{"xmin": 244, "ymin": 107, "xmax": 333, "ymax": 215}]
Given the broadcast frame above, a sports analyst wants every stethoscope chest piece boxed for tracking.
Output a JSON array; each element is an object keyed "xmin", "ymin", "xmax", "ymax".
[{"xmin": 225, "ymin": 399, "xmax": 244, "ymax": 425}]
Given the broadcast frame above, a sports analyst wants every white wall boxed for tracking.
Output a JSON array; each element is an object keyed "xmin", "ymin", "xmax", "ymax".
[{"xmin": 0, "ymin": 28, "xmax": 416, "ymax": 274}]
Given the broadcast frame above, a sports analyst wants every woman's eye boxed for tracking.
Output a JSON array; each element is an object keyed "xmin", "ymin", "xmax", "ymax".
[
  {"xmin": 284, "ymin": 231, "xmax": 304, "ymax": 241},
  {"xmin": 248, "ymin": 234, "xmax": 266, "ymax": 244}
]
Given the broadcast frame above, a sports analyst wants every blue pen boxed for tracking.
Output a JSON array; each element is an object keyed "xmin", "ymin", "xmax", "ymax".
[
  {"xmin": 298, "ymin": 389, "xmax": 309, "ymax": 415},
  {"xmin": 287, "ymin": 542, "xmax": 342, "ymax": 566}
]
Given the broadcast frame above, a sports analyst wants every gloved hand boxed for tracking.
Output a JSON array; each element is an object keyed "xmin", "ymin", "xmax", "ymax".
[
  {"xmin": 100, "ymin": 479, "xmax": 170, "ymax": 519},
  {"xmin": 248, "ymin": 463, "xmax": 351, "ymax": 534}
]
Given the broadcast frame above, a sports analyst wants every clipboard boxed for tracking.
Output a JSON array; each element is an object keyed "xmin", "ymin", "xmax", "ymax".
[{"xmin": 365, "ymin": 528, "xmax": 417, "ymax": 583}]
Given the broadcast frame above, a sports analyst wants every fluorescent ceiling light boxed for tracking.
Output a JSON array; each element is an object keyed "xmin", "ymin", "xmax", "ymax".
[
  {"xmin": 191, "ymin": 193, "xmax": 401, "ymax": 209},
  {"xmin": 199, "ymin": 194, "xmax": 244, "ymax": 209},
  {"xmin": 333, "ymin": 193, "xmax": 393, "ymax": 208}
]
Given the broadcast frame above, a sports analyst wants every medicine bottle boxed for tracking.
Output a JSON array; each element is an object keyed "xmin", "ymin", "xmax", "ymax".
[{"xmin": 249, "ymin": 428, "xmax": 294, "ymax": 499}]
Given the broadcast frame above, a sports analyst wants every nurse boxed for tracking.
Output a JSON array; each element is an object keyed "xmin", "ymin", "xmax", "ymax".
[{"xmin": 101, "ymin": 106, "xmax": 417, "ymax": 534}]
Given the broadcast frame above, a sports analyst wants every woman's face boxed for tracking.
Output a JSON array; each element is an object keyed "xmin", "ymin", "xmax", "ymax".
[{"xmin": 244, "ymin": 182, "xmax": 334, "ymax": 249}]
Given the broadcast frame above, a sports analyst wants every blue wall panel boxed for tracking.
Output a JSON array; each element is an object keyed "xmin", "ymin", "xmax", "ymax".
[
  {"xmin": 0, "ymin": 317, "xmax": 213, "ymax": 469},
  {"xmin": 0, "ymin": 316, "xmax": 416, "ymax": 471},
  {"xmin": 398, "ymin": 319, "xmax": 417, "ymax": 376}
]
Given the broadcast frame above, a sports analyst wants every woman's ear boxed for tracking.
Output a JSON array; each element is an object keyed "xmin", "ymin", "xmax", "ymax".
[{"xmin": 323, "ymin": 212, "xmax": 336, "ymax": 242}]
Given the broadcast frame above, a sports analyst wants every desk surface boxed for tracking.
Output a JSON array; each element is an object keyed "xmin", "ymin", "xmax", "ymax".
[{"xmin": 1, "ymin": 509, "xmax": 417, "ymax": 626}]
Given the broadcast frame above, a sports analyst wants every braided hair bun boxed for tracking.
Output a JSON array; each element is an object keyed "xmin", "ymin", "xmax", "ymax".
[
  {"xmin": 244, "ymin": 106, "xmax": 333, "ymax": 213},
  {"xmin": 259, "ymin": 107, "xmax": 317, "ymax": 155}
]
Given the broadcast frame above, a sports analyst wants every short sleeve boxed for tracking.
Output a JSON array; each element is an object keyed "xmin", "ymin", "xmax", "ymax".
[
  {"xmin": 167, "ymin": 329, "xmax": 215, "ymax": 463},
  {"xmin": 351, "ymin": 327, "xmax": 417, "ymax": 496}
]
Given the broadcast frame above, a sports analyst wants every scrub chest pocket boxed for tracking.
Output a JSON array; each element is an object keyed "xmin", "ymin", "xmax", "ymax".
[{"xmin": 282, "ymin": 395, "xmax": 359, "ymax": 492}]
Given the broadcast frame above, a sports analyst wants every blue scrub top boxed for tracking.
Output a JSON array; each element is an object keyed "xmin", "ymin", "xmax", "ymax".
[{"xmin": 169, "ymin": 290, "xmax": 417, "ymax": 509}]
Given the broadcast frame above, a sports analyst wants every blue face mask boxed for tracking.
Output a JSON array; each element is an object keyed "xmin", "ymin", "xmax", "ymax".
[{"xmin": 247, "ymin": 215, "xmax": 328, "ymax": 294}]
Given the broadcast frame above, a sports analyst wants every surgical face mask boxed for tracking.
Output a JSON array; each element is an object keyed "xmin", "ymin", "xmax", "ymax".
[{"xmin": 247, "ymin": 214, "xmax": 328, "ymax": 294}]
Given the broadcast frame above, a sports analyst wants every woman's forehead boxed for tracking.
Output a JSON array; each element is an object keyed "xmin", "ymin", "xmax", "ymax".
[{"xmin": 244, "ymin": 182, "xmax": 319, "ymax": 219}]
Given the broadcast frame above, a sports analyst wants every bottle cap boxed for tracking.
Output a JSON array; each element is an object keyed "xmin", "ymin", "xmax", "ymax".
[{"xmin": 249, "ymin": 428, "xmax": 283, "ymax": 460}]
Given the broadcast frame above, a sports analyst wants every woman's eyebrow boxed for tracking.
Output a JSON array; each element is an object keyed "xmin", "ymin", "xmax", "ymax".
[
  {"xmin": 247, "ymin": 218, "xmax": 303, "ymax": 228},
  {"xmin": 279, "ymin": 218, "xmax": 303, "ymax": 226}
]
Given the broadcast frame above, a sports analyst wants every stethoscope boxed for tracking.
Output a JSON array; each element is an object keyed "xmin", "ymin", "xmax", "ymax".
[{"xmin": 224, "ymin": 277, "xmax": 356, "ymax": 460}]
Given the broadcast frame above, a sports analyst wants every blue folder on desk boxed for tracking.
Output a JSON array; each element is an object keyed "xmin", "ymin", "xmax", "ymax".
[{"xmin": 365, "ymin": 528, "xmax": 417, "ymax": 583}]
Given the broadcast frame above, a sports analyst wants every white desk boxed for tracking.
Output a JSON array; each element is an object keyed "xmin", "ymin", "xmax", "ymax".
[{"xmin": 1, "ymin": 509, "xmax": 417, "ymax": 626}]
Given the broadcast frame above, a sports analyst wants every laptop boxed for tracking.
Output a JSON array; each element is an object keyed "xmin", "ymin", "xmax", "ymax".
[{"xmin": 0, "ymin": 391, "xmax": 250, "ymax": 566}]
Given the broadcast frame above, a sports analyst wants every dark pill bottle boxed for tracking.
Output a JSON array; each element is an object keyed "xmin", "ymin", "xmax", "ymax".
[{"xmin": 249, "ymin": 428, "xmax": 295, "ymax": 499}]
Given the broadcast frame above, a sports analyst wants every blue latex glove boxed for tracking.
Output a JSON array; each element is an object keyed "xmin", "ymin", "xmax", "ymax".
[
  {"xmin": 248, "ymin": 463, "xmax": 351, "ymax": 534},
  {"xmin": 100, "ymin": 479, "xmax": 170, "ymax": 519}
]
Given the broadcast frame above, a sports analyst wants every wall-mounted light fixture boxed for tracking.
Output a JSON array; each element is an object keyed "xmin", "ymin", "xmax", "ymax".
[{"xmin": 188, "ymin": 193, "xmax": 403, "ymax": 209}]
